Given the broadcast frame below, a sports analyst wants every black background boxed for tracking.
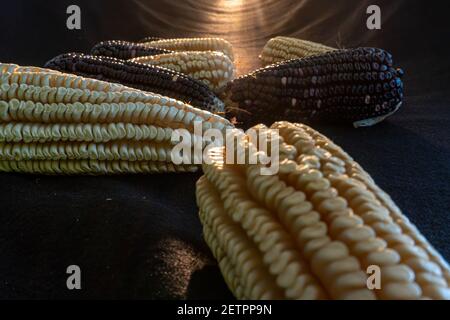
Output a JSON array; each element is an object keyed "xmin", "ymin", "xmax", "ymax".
[{"xmin": 0, "ymin": 0, "xmax": 449, "ymax": 299}]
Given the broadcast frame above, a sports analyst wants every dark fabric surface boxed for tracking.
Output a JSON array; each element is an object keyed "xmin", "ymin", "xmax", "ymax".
[{"xmin": 0, "ymin": 0, "xmax": 449, "ymax": 299}]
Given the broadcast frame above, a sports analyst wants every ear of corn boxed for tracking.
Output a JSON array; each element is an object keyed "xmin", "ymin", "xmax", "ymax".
[
  {"xmin": 44, "ymin": 53, "xmax": 225, "ymax": 113},
  {"xmin": 197, "ymin": 121, "xmax": 450, "ymax": 300},
  {"xmin": 91, "ymin": 40, "xmax": 173, "ymax": 60},
  {"xmin": 143, "ymin": 38, "xmax": 235, "ymax": 61},
  {"xmin": 131, "ymin": 51, "xmax": 235, "ymax": 93},
  {"xmin": 0, "ymin": 64, "xmax": 232, "ymax": 174},
  {"xmin": 224, "ymin": 47, "xmax": 404, "ymax": 128},
  {"xmin": 260, "ymin": 36, "xmax": 336, "ymax": 65}
]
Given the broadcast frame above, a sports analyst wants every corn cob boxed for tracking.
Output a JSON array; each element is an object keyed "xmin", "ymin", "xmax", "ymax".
[
  {"xmin": 131, "ymin": 51, "xmax": 235, "ymax": 93},
  {"xmin": 138, "ymin": 36, "xmax": 164, "ymax": 43},
  {"xmin": 260, "ymin": 36, "xmax": 336, "ymax": 65},
  {"xmin": 44, "ymin": 53, "xmax": 225, "ymax": 113},
  {"xmin": 197, "ymin": 121, "xmax": 450, "ymax": 299},
  {"xmin": 224, "ymin": 47, "xmax": 404, "ymax": 128},
  {"xmin": 0, "ymin": 63, "xmax": 232, "ymax": 174},
  {"xmin": 90, "ymin": 40, "xmax": 173, "ymax": 60},
  {"xmin": 143, "ymin": 38, "xmax": 235, "ymax": 61}
]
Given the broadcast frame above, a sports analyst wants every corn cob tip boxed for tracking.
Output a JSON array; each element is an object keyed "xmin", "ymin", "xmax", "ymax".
[{"xmin": 44, "ymin": 52, "xmax": 80, "ymax": 70}]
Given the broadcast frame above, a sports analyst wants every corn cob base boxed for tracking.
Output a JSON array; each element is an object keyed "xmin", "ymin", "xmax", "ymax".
[{"xmin": 196, "ymin": 121, "xmax": 450, "ymax": 299}]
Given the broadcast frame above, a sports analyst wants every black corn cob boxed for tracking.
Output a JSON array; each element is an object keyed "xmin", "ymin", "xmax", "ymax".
[
  {"xmin": 138, "ymin": 36, "xmax": 164, "ymax": 43},
  {"xmin": 44, "ymin": 53, "xmax": 225, "ymax": 113},
  {"xmin": 90, "ymin": 40, "xmax": 173, "ymax": 60},
  {"xmin": 224, "ymin": 47, "xmax": 404, "ymax": 128}
]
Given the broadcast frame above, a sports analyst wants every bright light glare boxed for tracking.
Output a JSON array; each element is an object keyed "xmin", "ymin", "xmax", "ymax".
[{"xmin": 223, "ymin": 0, "xmax": 243, "ymax": 7}]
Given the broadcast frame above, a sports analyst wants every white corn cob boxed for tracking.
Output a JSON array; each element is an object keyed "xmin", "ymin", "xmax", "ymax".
[
  {"xmin": 0, "ymin": 63, "xmax": 233, "ymax": 174},
  {"xmin": 144, "ymin": 38, "xmax": 235, "ymax": 61},
  {"xmin": 131, "ymin": 51, "xmax": 235, "ymax": 92},
  {"xmin": 197, "ymin": 121, "xmax": 450, "ymax": 300},
  {"xmin": 260, "ymin": 36, "xmax": 336, "ymax": 65}
]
